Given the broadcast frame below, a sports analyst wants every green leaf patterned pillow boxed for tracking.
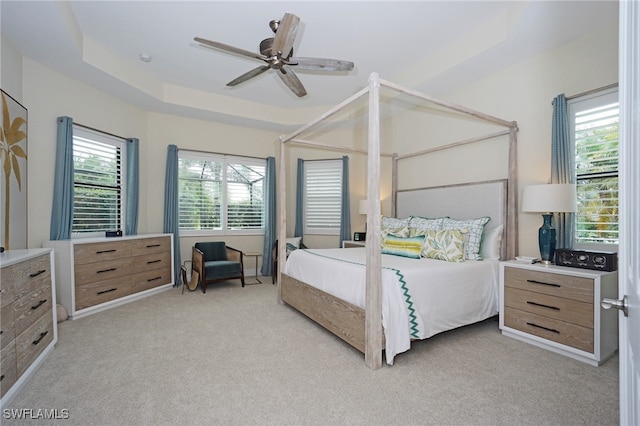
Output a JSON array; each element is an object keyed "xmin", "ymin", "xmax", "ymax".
[
  {"xmin": 442, "ymin": 217, "xmax": 490, "ymax": 260},
  {"xmin": 381, "ymin": 234, "xmax": 425, "ymax": 259},
  {"xmin": 423, "ymin": 229, "xmax": 467, "ymax": 262}
]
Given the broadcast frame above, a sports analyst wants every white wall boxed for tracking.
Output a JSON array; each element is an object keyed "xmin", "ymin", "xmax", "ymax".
[{"xmin": 387, "ymin": 22, "xmax": 618, "ymax": 257}]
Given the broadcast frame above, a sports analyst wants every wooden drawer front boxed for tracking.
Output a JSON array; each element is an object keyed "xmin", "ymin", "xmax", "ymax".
[
  {"xmin": 75, "ymin": 277, "xmax": 132, "ymax": 310},
  {"xmin": 1, "ymin": 304, "xmax": 15, "ymax": 349},
  {"xmin": 504, "ymin": 267, "xmax": 593, "ymax": 303},
  {"xmin": 132, "ymin": 267, "xmax": 172, "ymax": 293},
  {"xmin": 504, "ymin": 307, "xmax": 594, "ymax": 353},
  {"xmin": 1, "ymin": 344, "xmax": 17, "ymax": 398},
  {"xmin": 0, "ymin": 270, "xmax": 15, "ymax": 310},
  {"xmin": 74, "ymin": 241, "xmax": 133, "ymax": 265},
  {"xmin": 132, "ymin": 251, "xmax": 171, "ymax": 272},
  {"xmin": 13, "ymin": 284, "xmax": 52, "ymax": 336},
  {"xmin": 15, "ymin": 313, "xmax": 54, "ymax": 377},
  {"xmin": 74, "ymin": 258, "xmax": 132, "ymax": 286},
  {"xmin": 504, "ymin": 287, "xmax": 593, "ymax": 328},
  {"xmin": 131, "ymin": 236, "xmax": 171, "ymax": 255},
  {"xmin": 2, "ymin": 254, "xmax": 50, "ymax": 300}
]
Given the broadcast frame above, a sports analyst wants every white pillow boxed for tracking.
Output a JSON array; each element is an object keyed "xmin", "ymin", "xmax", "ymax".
[
  {"xmin": 285, "ymin": 237, "xmax": 302, "ymax": 257},
  {"xmin": 480, "ymin": 225, "xmax": 503, "ymax": 260}
]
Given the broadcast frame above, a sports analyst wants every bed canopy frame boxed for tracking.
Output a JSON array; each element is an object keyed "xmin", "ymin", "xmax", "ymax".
[{"xmin": 277, "ymin": 72, "xmax": 518, "ymax": 369}]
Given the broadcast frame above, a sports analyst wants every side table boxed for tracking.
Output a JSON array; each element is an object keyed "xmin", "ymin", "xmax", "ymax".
[{"xmin": 244, "ymin": 251, "xmax": 262, "ymax": 284}]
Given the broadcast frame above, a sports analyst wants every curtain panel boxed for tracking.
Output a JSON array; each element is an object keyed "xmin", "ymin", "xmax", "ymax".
[
  {"xmin": 339, "ymin": 155, "xmax": 351, "ymax": 244},
  {"xmin": 125, "ymin": 138, "xmax": 139, "ymax": 235},
  {"xmin": 261, "ymin": 156, "xmax": 276, "ymax": 276},
  {"xmin": 551, "ymin": 94, "xmax": 575, "ymax": 248},
  {"xmin": 294, "ymin": 158, "xmax": 304, "ymax": 238},
  {"xmin": 50, "ymin": 116, "xmax": 75, "ymax": 240},
  {"xmin": 163, "ymin": 144, "xmax": 182, "ymax": 285}
]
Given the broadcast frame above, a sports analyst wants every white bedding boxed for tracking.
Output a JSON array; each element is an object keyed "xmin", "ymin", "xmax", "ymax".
[{"xmin": 283, "ymin": 247, "xmax": 499, "ymax": 364}]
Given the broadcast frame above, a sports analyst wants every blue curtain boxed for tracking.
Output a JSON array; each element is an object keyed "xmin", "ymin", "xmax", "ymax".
[
  {"xmin": 339, "ymin": 155, "xmax": 351, "ymax": 244},
  {"xmin": 551, "ymin": 94, "xmax": 575, "ymax": 248},
  {"xmin": 125, "ymin": 138, "xmax": 139, "ymax": 235},
  {"xmin": 50, "ymin": 116, "xmax": 74, "ymax": 240},
  {"xmin": 163, "ymin": 145, "xmax": 182, "ymax": 286},
  {"xmin": 261, "ymin": 157, "xmax": 276, "ymax": 276},
  {"xmin": 294, "ymin": 158, "xmax": 304, "ymax": 238}
]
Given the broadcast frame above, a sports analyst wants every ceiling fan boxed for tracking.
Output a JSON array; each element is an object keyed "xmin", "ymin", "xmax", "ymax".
[{"xmin": 194, "ymin": 13, "xmax": 354, "ymax": 98}]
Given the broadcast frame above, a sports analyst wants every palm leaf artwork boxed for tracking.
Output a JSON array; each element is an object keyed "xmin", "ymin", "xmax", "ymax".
[{"xmin": 1, "ymin": 91, "xmax": 27, "ymax": 249}]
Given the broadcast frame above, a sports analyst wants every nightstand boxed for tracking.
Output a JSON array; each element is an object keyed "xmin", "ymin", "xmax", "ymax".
[
  {"xmin": 499, "ymin": 261, "xmax": 618, "ymax": 366},
  {"xmin": 342, "ymin": 240, "xmax": 366, "ymax": 248}
]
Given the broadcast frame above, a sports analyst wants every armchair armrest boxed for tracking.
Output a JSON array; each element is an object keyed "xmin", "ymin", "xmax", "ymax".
[
  {"xmin": 225, "ymin": 246, "xmax": 244, "ymax": 270},
  {"xmin": 192, "ymin": 247, "xmax": 205, "ymax": 280}
]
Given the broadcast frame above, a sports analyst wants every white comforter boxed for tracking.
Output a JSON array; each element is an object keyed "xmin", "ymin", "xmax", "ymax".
[{"xmin": 283, "ymin": 248, "xmax": 499, "ymax": 364}]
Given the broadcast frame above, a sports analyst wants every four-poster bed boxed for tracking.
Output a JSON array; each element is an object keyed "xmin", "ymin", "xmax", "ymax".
[{"xmin": 277, "ymin": 73, "xmax": 519, "ymax": 369}]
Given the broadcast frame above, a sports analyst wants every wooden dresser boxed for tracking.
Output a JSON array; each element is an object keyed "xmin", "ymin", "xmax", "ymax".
[
  {"xmin": 499, "ymin": 261, "xmax": 618, "ymax": 366},
  {"xmin": 44, "ymin": 234, "xmax": 174, "ymax": 320},
  {"xmin": 0, "ymin": 249, "xmax": 58, "ymax": 407}
]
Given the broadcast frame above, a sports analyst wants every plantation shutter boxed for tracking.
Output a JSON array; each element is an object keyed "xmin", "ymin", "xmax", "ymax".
[
  {"xmin": 72, "ymin": 128, "xmax": 125, "ymax": 233},
  {"xmin": 571, "ymin": 92, "xmax": 619, "ymax": 244},
  {"xmin": 304, "ymin": 160, "xmax": 342, "ymax": 234},
  {"xmin": 226, "ymin": 158, "xmax": 265, "ymax": 230},
  {"xmin": 178, "ymin": 155, "xmax": 223, "ymax": 231}
]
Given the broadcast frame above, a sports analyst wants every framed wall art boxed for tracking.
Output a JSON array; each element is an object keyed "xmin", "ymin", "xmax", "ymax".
[{"xmin": 1, "ymin": 89, "xmax": 28, "ymax": 250}]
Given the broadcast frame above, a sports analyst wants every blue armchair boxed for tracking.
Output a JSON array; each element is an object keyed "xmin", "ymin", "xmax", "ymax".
[{"xmin": 192, "ymin": 242, "xmax": 245, "ymax": 293}]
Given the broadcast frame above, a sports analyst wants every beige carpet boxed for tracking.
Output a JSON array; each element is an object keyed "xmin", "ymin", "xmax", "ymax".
[{"xmin": 3, "ymin": 279, "xmax": 619, "ymax": 426}]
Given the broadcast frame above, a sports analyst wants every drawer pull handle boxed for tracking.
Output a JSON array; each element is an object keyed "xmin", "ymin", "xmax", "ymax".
[
  {"xmin": 29, "ymin": 269, "xmax": 46, "ymax": 278},
  {"xmin": 31, "ymin": 299, "xmax": 47, "ymax": 310},
  {"xmin": 526, "ymin": 301, "xmax": 560, "ymax": 311},
  {"xmin": 526, "ymin": 279, "xmax": 561, "ymax": 288},
  {"xmin": 146, "ymin": 244, "xmax": 161, "ymax": 248},
  {"xmin": 526, "ymin": 322, "xmax": 560, "ymax": 334},
  {"xmin": 147, "ymin": 276, "xmax": 162, "ymax": 282},
  {"xmin": 96, "ymin": 249, "xmax": 117, "ymax": 254},
  {"xmin": 97, "ymin": 288, "xmax": 117, "ymax": 295},
  {"xmin": 1, "ymin": 374, "xmax": 4, "ymax": 381},
  {"xmin": 32, "ymin": 331, "xmax": 48, "ymax": 345},
  {"xmin": 147, "ymin": 259, "xmax": 161, "ymax": 264},
  {"xmin": 97, "ymin": 268, "xmax": 117, "ymax": 274}
]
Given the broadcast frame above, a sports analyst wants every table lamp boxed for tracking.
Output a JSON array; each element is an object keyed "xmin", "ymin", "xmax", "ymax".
[{"xmin": 522, "ymin": 183, "xmax": 576, "ymax": 264}]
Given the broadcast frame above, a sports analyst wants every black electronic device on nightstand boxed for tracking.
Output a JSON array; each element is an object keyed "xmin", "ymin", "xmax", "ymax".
[
  {"xmin": 555, "ymin": 248, "xmax": 617, "ymax": 271},
  {"xmin": 353, "ymin": 232, "xmax": 366, "ymax": 241}
]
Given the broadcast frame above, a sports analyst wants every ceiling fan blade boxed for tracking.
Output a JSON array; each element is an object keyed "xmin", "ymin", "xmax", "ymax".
[
  {"xmin": 277, "ymin": 67, "xmax": 307, "ymax": 97},
  {"xmin": 195, "ymin": 37, "xmax": 267, "ymax": 62},
  {"xmin": 272, "ymin": 13, "xmax": 300, "ymax": 58},
  {"xmin": 227, "ymin": 66, "xmax": 270, "ymax": 86},
  {"xmin": 289, "ymin": 57, "xmax": 355, "ymax": 72}
]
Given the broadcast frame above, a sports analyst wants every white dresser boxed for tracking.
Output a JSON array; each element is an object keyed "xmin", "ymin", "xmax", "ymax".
[
  {"xmin": 0, "ymin": 248, "xmax": 58, "ymax": 408},
  {"xmin": 44, "ymin": 234, "xmax": 174, "ymax": 320}
]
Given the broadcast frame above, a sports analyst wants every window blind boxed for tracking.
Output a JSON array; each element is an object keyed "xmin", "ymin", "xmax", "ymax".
[
  {"xmin": 304, "ymin": 160, "xmax": 342, "ymax": 234},
  {"xmin": 573, "ymin": 99, "xmax": 619, "ymax": 244},
  {"xmin": 72, "ymin": 128, "xmax": 124, "ymax": 233}
]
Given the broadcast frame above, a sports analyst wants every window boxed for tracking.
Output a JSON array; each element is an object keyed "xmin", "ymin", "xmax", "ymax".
[
  {"xmin": 178, "ymin": 151, "xmax": 265, "ymax": 235},
  {"xmin": 72, "ymin": 126, "xmax": 126, "ymax": 234},
  {"xmin": 569, "ymin": 88, "xmax": 619, "ymax": 244},
  {"xmin": 303, "ymin": 159, "xmax": 343, "ymax": 235}
]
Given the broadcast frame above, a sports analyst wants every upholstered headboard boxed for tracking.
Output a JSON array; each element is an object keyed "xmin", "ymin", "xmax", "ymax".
[{"xmin": 395, "ymin": 179, "xmax": 509, "ymax": 260}]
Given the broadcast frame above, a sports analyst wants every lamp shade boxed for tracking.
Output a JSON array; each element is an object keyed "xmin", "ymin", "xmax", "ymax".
[
  {"xmin": 522, "ymin": 184, "xmax": 576, "ymax": 213},
  {"xmin": 358, "ymin": 199, "xmax": 368, "ymax": 215}
]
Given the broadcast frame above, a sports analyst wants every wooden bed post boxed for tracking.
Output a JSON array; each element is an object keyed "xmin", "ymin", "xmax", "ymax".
[
  {"xmin": 507, "ymin": 125, "xmax": 519, "ymax": 260},
  {"xmin": 277, "ymin": 135, "xmax": 287, "ymax": 303},
  {"xmin": 366, "ymin": 72, "xmax": 383, "ymax": 370},
  {"xmin": 391, "ymin": 153, "xmax": 398, "ymax": 217}
]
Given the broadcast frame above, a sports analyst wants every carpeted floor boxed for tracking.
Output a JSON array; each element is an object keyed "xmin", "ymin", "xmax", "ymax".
[{"xmin": 2, "ymin": 279, "xmax": 619, "ymax": 425}]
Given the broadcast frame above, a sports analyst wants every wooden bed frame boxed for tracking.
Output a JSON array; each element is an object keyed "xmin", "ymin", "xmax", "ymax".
[{"xmin": 277, "ymin": 73, "xmax": 519, "ymax": 369}]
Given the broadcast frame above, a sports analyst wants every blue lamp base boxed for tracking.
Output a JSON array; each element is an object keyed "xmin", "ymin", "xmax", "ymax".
[{"xmin": 538, "ymin": 213, "xmax": 556, "ymax": 264}]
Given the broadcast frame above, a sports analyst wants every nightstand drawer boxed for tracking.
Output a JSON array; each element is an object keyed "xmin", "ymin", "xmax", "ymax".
[
  {"xmin": 504, "ymin": 287, "xmax": 593, "ymax": 328},
  {"xmin": 504, "ymin": 307, "xmax": 593, "ymax": 353},
  {"xmin": 504, "ymin": 266, "xmax": 593, "ymax": 303}
]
